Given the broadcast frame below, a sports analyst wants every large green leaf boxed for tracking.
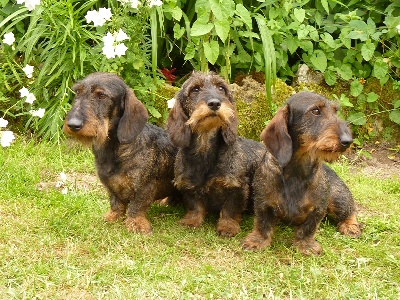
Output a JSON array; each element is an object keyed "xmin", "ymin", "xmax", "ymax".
[
  {"xmin": 191, "ymin": 20, "xmax": 214, "ymax": 37},
  {"xmin": 203, "ymin": 40, "xmax": 219, "ymax": 65}
]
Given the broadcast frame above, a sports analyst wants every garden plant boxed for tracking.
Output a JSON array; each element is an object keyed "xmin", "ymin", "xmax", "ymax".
[{"xmin": 0, "ymin": 0, "xmax": 400, "ymax": 298}]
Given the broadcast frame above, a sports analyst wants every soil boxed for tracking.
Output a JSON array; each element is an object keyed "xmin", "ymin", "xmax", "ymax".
[{"xmin": 346, "ymin": 142, "xmax": 400, "ymax": 179}]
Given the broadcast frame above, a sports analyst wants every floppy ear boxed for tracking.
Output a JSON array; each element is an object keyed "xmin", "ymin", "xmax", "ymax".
[
  {"xmin": 260, "ymin": 105, "xmax": 292, "ymax": 167},
  {"xmin": 117, "ymin": 88, "xmax": 149, "ymax": 143},
  {"xmin": 221, "ymin": 110, "xmax": 238, "ymax": 146},
  {"xmin": 167, "ymin": 98, "xmax": 191, "ymax": 148}
]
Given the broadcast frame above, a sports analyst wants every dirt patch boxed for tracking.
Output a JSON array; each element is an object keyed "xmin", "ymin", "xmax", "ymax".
[
  {"xmin": 38, "ymin": 172, "xmax": 102, "ymax": 193},
  {"xmin": 347, "ymin": 142, "xmax": 400, "ymax": 179}
]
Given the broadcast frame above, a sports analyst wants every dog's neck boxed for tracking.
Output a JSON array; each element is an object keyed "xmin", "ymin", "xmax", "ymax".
[
  {"xmin": 190, "ymin": 128, "xmax": 225, "ymax": 155},
  {"xmin": 284, "ymin": 149, "xmax": 321, "ymax": 180},
  {"xmin": 91, "ymin": 132, "xmax": 121, "ymax": 176}
]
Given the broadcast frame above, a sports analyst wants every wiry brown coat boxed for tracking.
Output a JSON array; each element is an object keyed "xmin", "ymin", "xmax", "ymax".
[
  {"xmin": 243, "ymin": 92, "xmax": 361, "ymax": 255},
  {"xmin": 64, "ymin": 72, "xmax": 178, "ymax": 233},
  {"xmin": 167, "ymin": 72, "xmax": 282, "ymax": 237}
]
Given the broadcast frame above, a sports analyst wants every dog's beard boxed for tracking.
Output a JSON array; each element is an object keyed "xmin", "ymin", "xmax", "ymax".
[{"xmin": 186, "ymin": 102, "xmax": 235, "ymax": 133}]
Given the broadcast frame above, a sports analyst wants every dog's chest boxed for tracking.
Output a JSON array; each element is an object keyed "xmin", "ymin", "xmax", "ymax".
[{"xmin": 279, "ymin": 169, "xmax": 330, "ymax": 224}]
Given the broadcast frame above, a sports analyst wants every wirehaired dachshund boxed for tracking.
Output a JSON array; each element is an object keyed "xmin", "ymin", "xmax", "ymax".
[
  {"xmin": 242, "ymin": 91, "xmax": 362, "ymax": 255},
  {"xmin": 167, "ymin": 72, "xmax": 283, "ymax": 237},
  {"xmin": 63, "ymin": 72, "xmax": 178, "ymax": 233}
]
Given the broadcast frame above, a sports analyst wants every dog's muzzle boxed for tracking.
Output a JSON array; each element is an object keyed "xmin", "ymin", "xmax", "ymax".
[
  {"xmin": 207, "ymin": 98, "xmax": 221, "ymax": 111},
  {"xmin": 67, "ymin": 117, "xmax": 84, "ymax": 132}
]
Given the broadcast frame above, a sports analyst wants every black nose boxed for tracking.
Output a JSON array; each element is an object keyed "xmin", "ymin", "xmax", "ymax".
[
  {"xmin": 340, "ymin": 133, "xmax": 353, "ymax": 149},
  {"xmin": 207, "ymin": 99, "xmax": 221, "ymax": 111},
  {"xmin": 67, "ymin": 117, "xmax": 83, "ymax": 132}
]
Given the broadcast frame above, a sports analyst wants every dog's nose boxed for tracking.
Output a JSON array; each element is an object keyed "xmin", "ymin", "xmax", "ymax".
[
  {"xmin": 340, "ymin": 133, "xmax": 353, "ymax": 149},
  {"xmin": 207, "ymin": 99, "xmax": 221, "ymax": 111},
  {"xmin": 67, "ymin": 117, "xmax": 83, "ymax": 132}
]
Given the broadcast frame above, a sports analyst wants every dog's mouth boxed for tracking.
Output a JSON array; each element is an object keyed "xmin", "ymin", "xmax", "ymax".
[{"xmin": 186, "ymin": 102, "xmax": 235, "ymax": 132}]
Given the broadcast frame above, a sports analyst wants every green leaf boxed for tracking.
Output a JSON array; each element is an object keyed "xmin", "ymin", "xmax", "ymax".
[
  {"xmin": 235, "ymin": 4, "xmax": 252, "ymax": 29},
  {"xmin": 310, "ymin": 50, "xmax": 327, "ymax": 72},
  {"xmin": 147, "ymin": 106, "xmax": 162, "ymax": 118},
  {"xmin": 210, "ymin": 0, "xmax": 234, "ymax": 21},
  {"xmin": 350, "ymin": 80, "xmax": 363, "ymax": 97},
  {"xmin": 191, "ymin": 20, "xmax": 214, "ymax": 37},
  {"xmin": 389, "ymin": 110, "xmax": 400, "ymax": 125},
  {"xmin": 372, "ymin": 58, "xmax": 388, "ymax": 80},
  {"xmin": 361, "ymin": 39, "xmax": 375, "ymax": 61},
  {"xmin": 321, "ymin": 33, "xmax": 336, "ymax": 49},
  {"xmin": 393, "ymin": 99, "xmax": 400, "ymax": 109},
  {"xmin": 173, "ymin": 23, "xmax": 185, "ymax": 40},
  {"xmin": 346, "ymin": 30, "xmax": 368, "ymax": 41},
  {"xmin": 293, "ymin": 8, "xmax": 305, "ymax": 23},
  {"xmin": 171, "ymin": 6, "xmax": 183, "ymax": 21},
  {"xmin": 184, "ymin": 43, "xmax": 195, "ymax": 60},
  {"xmin": 324, "ymin": 69, "xmax": 336, "ymax": 86},
  {"xmin": 297, "ymin": 24, "xmax": 309, "ymax": 40},
  {"xmin": 366, "ymin": 92, "xmax": 379, "ymax": 103},
  {"xmin": 337, "ymin": 64, "xmax": 353, "ymax": 81},
  {"xmin": 203, "ymin": 40, "xmax": 219, "ymax": 65},
  {"xmin": 321, "ymin": 0, "xmax": 329, "ymax": 14},
  {"xmin": 348, "ymin": 112, "xmax": 366, "ymax": 125},
  {"xmin": 215, "ymin": 19, "xmax": 230, "ymax": 42},
  {"xmin": 338, "ymin": 94, "xmax": 354, "ymax": 107}
]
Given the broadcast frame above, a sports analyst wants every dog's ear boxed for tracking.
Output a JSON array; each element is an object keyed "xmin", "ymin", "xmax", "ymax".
[
  {"xmin": 167, "ymin": 98, "xmax": 191, "ymax": 148},
  {"xmin": 221, "ymin": 110, "xmax": 238, "ymax": 146},
  {"xmin": 260, "ymin": 105, "xmax": 292, "ymax": 167},
  {"xmin": 117, "ymin": 88, "xmax": 149, "ymax": 143}
]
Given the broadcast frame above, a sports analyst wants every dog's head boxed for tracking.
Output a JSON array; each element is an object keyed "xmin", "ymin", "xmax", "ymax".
[
  {"xmin": 260, "ymin": 92, "xmax": 353, "ymax": 167},
  {"xmin": 63, "ymin": 72, "xmax": 148, "ymax": 146},
  {"xmin": 167, "ymin": 72, "xmax": 237, "ymax": 148}
]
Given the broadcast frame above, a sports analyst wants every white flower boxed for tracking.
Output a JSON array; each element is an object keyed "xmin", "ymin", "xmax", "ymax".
[
  {"xmin": 24, "ymin": 0, "xmax": 41, "ymax": 11},
  {"xmin": 85, "ymin": 8, "xmax": 112, "ymax": 27},
  {"xmin": 118, "ymin": 0, "xmax": 140, "ymax": 8},
  {"xmin": 30, "ymin": 108, "xmax": 45, "ymax": 118},
  {"xmin": 102, "ymin": 30, "xmax": 130, "ymax": 59},
  {"xmin": 3, "ymin": 32, "xmax": 15, "ymax": 45},
  {"xmin": 60, "ymin": 172, "xmax": 67, "ymax": 181},
  {"xmin": 167, "ymin": 98, "xmax": 176, "ymax": 108},
  {"xmin": 99, "ymin": 8, "xmax": 112, "ymax": 21},
  {"xmin": 102, "ymin": 45, "xmax": 116, "ymax": 59},
  {"xmin": 19, "ymin": 87, "xmax": 30, "ymax": 98},
  {"xmin": 1, "ymin": 130, "xmax": 15, "ymax": 147},
  {"xmin": 129, "ymin": 0, "xmax": 140, "ymax": 8},
  {"xmin": 25, "ymin": 93, "xmax": 36, "ymax": 104},
  {"xmin": 115, "ymin": 43, "xmax": 128, "ymax": 57},
  {"xmin": 149, "ymin": 0, "xmax": 162, "ymax": 7},
  {"xmin": 397, "ymin": 24, "xmax": 400, "ymax": 34},
  {"xmin": 103, "ymin": 32, "xmax": 115, "ymax": 46},
  {"xmin": 61, "ymin": 187, "xmax": 68, "ymax": 195},
  {"xmin": 0, "ymin": 118, "xmax": 8, "ymax": 128},
  {"xmin": 22, "ymin": 64, "xmax": 34, "ymax": 78},
  {"xmin": 85, "ymin": 10, "xmax": 97, "ymax": 24},
  {"xmin": 116, "ymin": 29, "xmax": 129, "ymax": 42}
]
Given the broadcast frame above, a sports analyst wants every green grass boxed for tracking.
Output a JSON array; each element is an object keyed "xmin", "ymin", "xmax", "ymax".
[{"xmin": 0, "ymin": 139, "xmax": 399, "ymax": 299}]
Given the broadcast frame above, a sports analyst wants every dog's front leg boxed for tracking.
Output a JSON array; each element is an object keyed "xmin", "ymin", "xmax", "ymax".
[
  {"xmin": 293, "ymin": 210, "xmax": 325, "ymax": 256},
  {"xmin": 103, "ymin": 194, "xmax": 127, "ymax": 223},
  {"xmin": 179, "ymin": 190, "xmax": 206, "ymax": 228},
  {"xmin": 217, "ymin": 188, "xmax": 247, "ymax": 237}
]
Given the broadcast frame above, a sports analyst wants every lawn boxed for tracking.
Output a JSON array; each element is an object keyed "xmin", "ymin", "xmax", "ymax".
[{"xmin": 0, "ymin": 139, "xmax": 399, "ymax": 299}]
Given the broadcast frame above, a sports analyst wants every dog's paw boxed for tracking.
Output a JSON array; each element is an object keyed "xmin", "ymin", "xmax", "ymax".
[
  {"xmin": 103, "ymin": 209, "xmax": 125, "ymax": 222},
  {"xmin": 338, "ymin": 220, "xmax": 362, "ymax": 238},
  {"xmin": 294, "ymin": 239, "xmax": 322, "ymax": 256},
  {"xmin": 179, "ymin": 211, "xmax": 204, "ymax": 228},
  {"xmin": 217, "ymin": 218, "xmax": 240, "ymax": 237},
  {"xmin": 242, "ymin": 231, "xmax": 272, "ymax": 251},
  {"xmin": 125, "ymin": 216, "xmax": 153, "ymax": 234}
]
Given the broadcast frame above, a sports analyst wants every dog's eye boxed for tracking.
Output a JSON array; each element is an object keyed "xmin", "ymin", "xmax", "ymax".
[
  {"xmin": 97, "ymin": 93, "xmax": 107, "ymax": 100},
  {"xmin": 311, "ymin": 108, "xmax": 321, "ymax": 116},
  {"xmin": 218, "ymin": 85, "xmax": 226, "ymax": 93},
  {"xmin": 191, "ymin": 86, "xmax": 200, "ymax": 93}
]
